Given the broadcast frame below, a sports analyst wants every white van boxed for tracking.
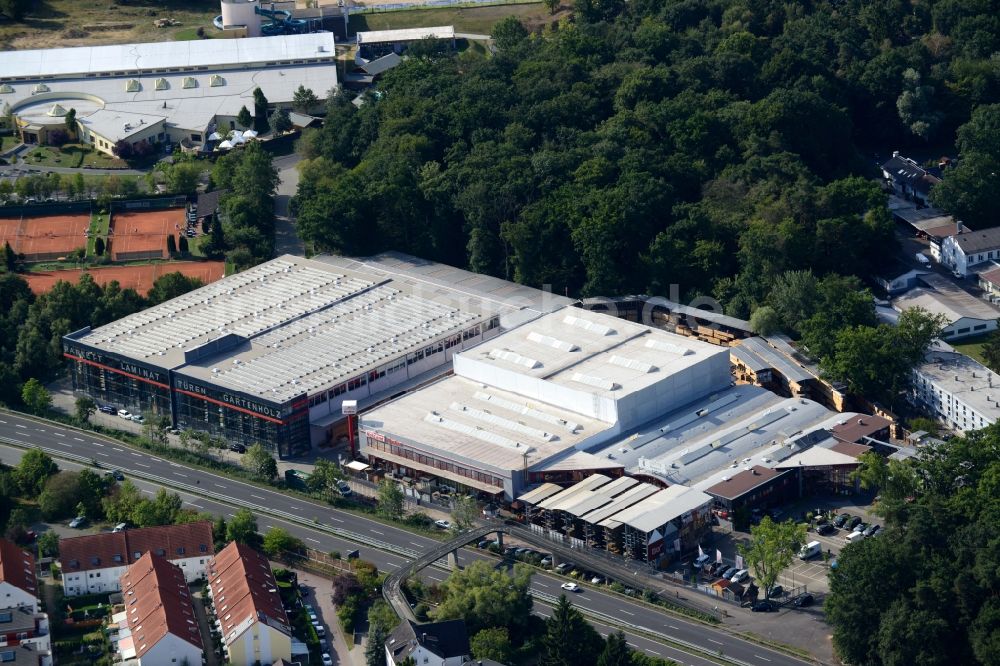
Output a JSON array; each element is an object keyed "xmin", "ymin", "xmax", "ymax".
[
  {"xmin": 845, "ymin": 531, "xmax": 866, "ymax": 545},
  {"xmin": 799, "ymin": 540, "xmax": 821, "ymax": 560},
  {"xmin": 112, "ymin": 523, "xmax": 128, "ymax": 533}
]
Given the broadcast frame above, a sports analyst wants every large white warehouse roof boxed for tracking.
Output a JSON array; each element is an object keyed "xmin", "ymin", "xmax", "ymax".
[{"xmin": 0, "ymin": 34, "xmax": 336, "ymax": 79}]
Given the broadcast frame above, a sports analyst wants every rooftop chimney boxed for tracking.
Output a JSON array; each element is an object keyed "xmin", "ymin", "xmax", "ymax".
[{"xmin": 893, "ymin": 150, "xmax": 900, "ymax": 158}]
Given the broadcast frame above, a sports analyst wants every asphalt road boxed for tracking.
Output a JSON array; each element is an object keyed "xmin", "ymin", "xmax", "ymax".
[{"xmin": 0, "ymin": 411, "xmax": 808, "ymax": 666}]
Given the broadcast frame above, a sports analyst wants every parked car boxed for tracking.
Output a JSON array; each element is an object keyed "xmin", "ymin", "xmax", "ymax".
[
  {"xmin": 109, "ymin": 469, "xmax": 125, "ymax": 481},
  {"xmin": 314, "ymin": 624, "xmax": 326, "ymax": 638},
  {"xmin": 117, "ymin": 409, "xmax": 132, "ymax": 419},
  {"xmin": 816, "ymin": 522, "xmax": 836, "ymax": 536},
  {"xmin": 793, "ymin": 593, "xmax": 815, "ymax": 608},
  {"xmin": 847, "ymin": 516, "xmax": 863, "ymax": 530},
  {"xmin": 555, "ymin": 562, "xmax": 574, "ymax": 574},
  {"xmin": 130, "ymin": 414, "xmax": 145, "ymax": 424},
  {"xmin": 540, "ymin": 556, "xmax": 553, "ymax": 567},
  {"xmin": 863, "ymin": 524, "xmax": 881, "ymax": 537},
  {"xmin": 69, "ymin": 516, "xmax": 87, "ymax": 528},
  {"xmin": 693, "ymin": 553, "xmax": 712, "ymax": 569},
  {"xmin": 112, "ymin": 522, "xmax": 128, "ymax": 533},
  {"xmin": 321, "ymin": 654, "xmax": 333, "ymax": 666},
  {"xmin": 98, "ymin": 404, "xmax": 116, "ymax": 415},
  {"xmin": 590, "ymin": 575, "xmax": 604, "ymax": 585},
  {"xmin": 833, "ymin": 513, "xmax": 851, "ymax": 528},
  {"xmin": 768, "ymin": 585, "xmax": 784, "ymax": 598},
  {"xmin": 560, "ymin": 582, "xmax": 580, "ymax": 592},
  {"xmin": 720, "ymin": 566, "xmax": 737, "ymax": 580},
  {"xmin": 730, "ymin": 569, "xmax": 749, "ymax": 583},
  {"xmin": 335, "ymin": 481, "xmax": 352, "ymax": 497},
  {"xmin": 504, "ymin": 546, "xmax": 518, "ymax": 557},
  {"xmin": 434, "ymin": 520, "xmax": 453, "ymax": 530},
  {"xmin": 852, "ymin": 522, "xmax": 868, "ymax": 534},
  {"xmin": 751, "ymin": 600, "xmax": 776, "ymax": 612},
  {"xmin": 229, "ymin": 443, "xmax": 247, "ymax": 453},
  {"xmin": 477, "ymin": 540, "xmax": 491, "ymax": 549}
]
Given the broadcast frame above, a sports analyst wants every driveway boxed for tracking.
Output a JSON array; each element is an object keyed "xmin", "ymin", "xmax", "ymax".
[
  {"xmin": 288, "ymin": 567, "xmax": 362, "ymax": 666},
  {"xmin": 274, "ymin": 153, "xmax": 305, "ymax": 256}
]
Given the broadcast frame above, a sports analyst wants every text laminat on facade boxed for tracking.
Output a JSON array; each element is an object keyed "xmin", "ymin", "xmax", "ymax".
[{"xmin": 64, "ymin": 344, "xmax": 166, "ymax": 384}]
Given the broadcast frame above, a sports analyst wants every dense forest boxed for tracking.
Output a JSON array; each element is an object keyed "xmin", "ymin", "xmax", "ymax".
[
  {"xmin": 827, "ymin": 429, "xmax": 1000, "ymax": 665},
  {"xmin": 0, "ymin": 271, "xmax": 203, "ymax": 405},
  {"xmin": 294, "ymin": 0, "xmax": 1000, "ymax": 316}
]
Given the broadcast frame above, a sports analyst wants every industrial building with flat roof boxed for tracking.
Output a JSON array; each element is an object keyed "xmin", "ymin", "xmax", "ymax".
[
  {"xmin": 359, "ymin": 308, "xmax": 730, "ymax": 499},
  {"xmin": 64, "ymin": 253, "xmax": 572, "ymax": 456},
  {"xmin": 1, "ymin": 34, "xmax": 338, "ymax": 155}
]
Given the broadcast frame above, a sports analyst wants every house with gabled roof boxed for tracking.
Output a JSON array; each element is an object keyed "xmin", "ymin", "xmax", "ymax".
[
  {"xmin": 111, "ymin": 553, "xmax": 203, "ymax": 666},
  {"xmin": 207, "ymin": 541, "xmax": 291, "ymax": 666},
  {"xmin": 59, "ymin": 521, "xmax": 214, "ymax": 597},
  {"xmin": 385, "ymin": 619, "xmax": 470, "ymax": 666}
]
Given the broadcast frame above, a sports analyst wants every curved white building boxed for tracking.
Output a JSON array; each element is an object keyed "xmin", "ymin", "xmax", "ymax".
[{"xmin": 1, "ymin": 33, "xmax": 337, "ymax": 155}]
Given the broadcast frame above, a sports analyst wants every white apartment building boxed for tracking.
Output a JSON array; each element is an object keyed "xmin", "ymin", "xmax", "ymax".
[
  {"xmin": 911, "ymin": 351, "xmax": 999, "ymax": 433},
  {"xmin": 60, "ymin": 522, "xmax": 214, "ymax": 597}
]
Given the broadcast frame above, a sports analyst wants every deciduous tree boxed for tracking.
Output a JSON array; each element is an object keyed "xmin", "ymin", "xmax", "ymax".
[
  {"xmin": 243, "ymin": 443, "xmax": 278, "ymax": 481},
  {"xmin": 376, "ymin": 479, "xmax": 404, "ymax": 521},
  {"xmin": 737, "ymin": 517, "xmax": 806, "ymax": 599}
]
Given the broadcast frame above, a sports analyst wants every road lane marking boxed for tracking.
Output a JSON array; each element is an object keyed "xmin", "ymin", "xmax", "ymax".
[
  {"xmin": 135, "ymin": 462, "xmax": 149, "ymax": 468},
  {"xmin": 73, "ymin": 437, "xmax": 84, "ymax": 441},
  {"xmin": 96, "ymin": 452, "xmax": 109, "ymax": 457},
  {"xmin": 15, "ymin": 424, "xmax": 25, "ymax": 429},
  {"xmin": 184, "ymin": 502, "xmax": 204, "ymax": 509},
  {"xmin": 328, "ymin": 517, "xmax": 343, "ymax": 523},
  {"xmin": 214, "ymin": 484, "xmax": 227, "ymax": 489},
  {"xmin": 290, "ymin": 505, "xmax": 301, "ymax": 510},
  {"xmin": 306, "ymin": 537, "xmax": 320, "ymax": 543},
  {"xmin": 619, "ymin": 610, "xmax": 633, "ymax": 616},
  {"xmin": 370, "ymin": 529, "xmax": 384, "ymax": 535},
  {"xmin": 251, "ymin": 494, "xmax": 266, "ymax": 500},
  {"xmin": 0, "ymin": 420, "xmax": 5, "ymax": 424},
  {"xmin": 708, "ymin": 639, "xmax": 723, "ymax": 646},
  {"xmin": 410, "ymin": 542, "xmax": 423, "ymax": 547},
  {"xmin": 130, "ymin": 452, "xmax": 142, "ymax": 457},
  {"xmin": 174, "ymin": 472, "xmax": 188, "ymax": 478},
  {"xmin": 113, "ymin": 448, "xmax": 123, "ymax": 452},
  {"xmin": 35, "ymin": 428, "xmax": 44, "ymax": 432},
  {"xmin": 754, "ymin": 656, "xmax": 771, "ymax": 662},
  {"xmin": 54, "ymin": 433, "xmax": 65, "ymax": 437},
  {"xmin": 92, "ymin": 442, "xmax": 103, "ymax": 447}
]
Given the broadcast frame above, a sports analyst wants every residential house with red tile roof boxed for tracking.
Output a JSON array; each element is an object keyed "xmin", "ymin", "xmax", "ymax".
[
  {"xmin": 207, "ymin": 542, "xmax": 290, "ymax": 666},
  {"xmin": 0, "ymin": 539, "xmax": 39, "ymax": 613},
  {"xmin": 0, "ymin": 539, "xmax": 50, "ymax": 666},
  {"xmin": 111, "ymin": 553, "xmax": 203, "ymax": 666},
  {"xmin": 60, "ymin": 522, "xmax": 214, "ymax": 597}
]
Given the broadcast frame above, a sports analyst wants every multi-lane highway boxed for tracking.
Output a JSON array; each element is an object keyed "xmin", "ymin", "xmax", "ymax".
[{"xmin": 0, "ymin": 410, "xmax": 810, "ymax": 666}]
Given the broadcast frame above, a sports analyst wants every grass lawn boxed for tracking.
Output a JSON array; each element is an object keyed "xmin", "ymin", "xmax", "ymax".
[
  {"xmin": 27, "ymin": 146, "xmax": 84, "ymax": 168},
  {"xmin": 80, "ymin": 150, "xmax": 128, "ymax": 170},
  {"xmin": 174, "ymin": 27, "xmax": 220, "ymax": 41},
  {"xmin": 1, "ymin": 135, "xmax": 20, "ymax": 152},
  {"xmin": 86, "ymin": 212, "xmax": 111, "ymax": 256},
  {"xmin": 0, "ymin": 0, "xmax": 218, "ymax": 50},
  {"xmin": 952, "ymin": 335, "xmax": 991, "ymax": 365},
  {"xmin": 348, "ymin": 2, "xmax": 551, "ymax": 36}
]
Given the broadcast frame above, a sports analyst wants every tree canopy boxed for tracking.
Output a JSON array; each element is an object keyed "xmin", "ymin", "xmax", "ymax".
[
  {"xmin": 281, "ymin": 0, "xmax": 1000, "ymax": 313},
  {"xmin": 434, "ymin": 560, "xmax": 534, "ymax": 639},
  {"xmin": 826, "ymin": 426, "xmax": 1000, "ymax": 665}
]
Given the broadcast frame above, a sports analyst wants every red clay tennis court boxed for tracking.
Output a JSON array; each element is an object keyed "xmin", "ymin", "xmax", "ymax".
[
  {"xmin": 0, "ymin": 213, "xmax": 90, "ymax": 261},
  {"xmin": 109, "ymin": 208, "xmax": 187, "ymax": 261},
  {"xmin": 23, "ymin": 261, "xmax": 226, "ymax": 296}
]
